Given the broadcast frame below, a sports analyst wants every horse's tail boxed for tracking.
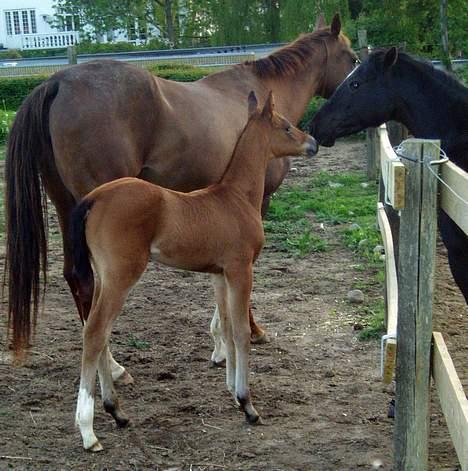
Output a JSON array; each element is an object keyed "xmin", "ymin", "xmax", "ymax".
[
  {"xmin": 70, "ymin": 199, "xmax": 95, "ymax": 286},
  {"xmin": 4, "ymin": 79, "xmax": 59, "ymax": 358}
]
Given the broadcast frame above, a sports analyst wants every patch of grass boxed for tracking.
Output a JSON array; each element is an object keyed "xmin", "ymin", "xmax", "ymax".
[
  {"xmin": 266, "ymin": 170, "xmax": 385, "ymax": 336},
  {"xmin": 0, "ymin": 109, "xmax": 15, "ymax": 145},
  {"xmin": 357, "ymin": 299, "xmax": 386, "ymax": 340},
  {"xmin": 127, "ymin": 334, "xmax": 150, "ymax": 350},
  {"xmin": 0, "ymin": 144, "xmax": 5, "ymax": 160},
  {"xmin": 264, "ymin": 188, "xmax": 328, "ymax": 257}
]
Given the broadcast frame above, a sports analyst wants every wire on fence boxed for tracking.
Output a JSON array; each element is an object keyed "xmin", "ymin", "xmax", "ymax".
[{"xmin": 394, "ymin": 142, "xmax": 468, "ymax": 207}]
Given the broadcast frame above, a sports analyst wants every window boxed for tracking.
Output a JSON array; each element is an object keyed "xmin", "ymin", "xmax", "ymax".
[
  {"xmin": 22, "ymin": 11, "xmax": 29, "ymax": 34},
  {"xmin": 5, "ymin": 12, "xmax": 12, "ymax": 35},
  {"xmin": 4, "ymin": 9, "xmax": 37, "ymax": 36},
  {"xmin": 30, "ymin": 10, "xmax": 37, "ymax": 34},
  {"xmin": 56, "ymin": 11, "xmax": 78, "ymax": 32},
  {"xmin": 13, "ymin": 11, "xmax": 20, "ymax": 35}
]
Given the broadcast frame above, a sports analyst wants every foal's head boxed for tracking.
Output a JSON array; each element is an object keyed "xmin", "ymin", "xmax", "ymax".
[{"xmin": 248, "ymin": 91, "xmax": 318, "ymax": 159}]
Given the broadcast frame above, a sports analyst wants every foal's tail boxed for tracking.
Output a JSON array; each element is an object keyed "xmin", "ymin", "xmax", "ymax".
[
  {"xmin": 70, "ymin": 199, "xmax": 95, "ymax": 287},
  {"xmin": 4, "ymin": 80, "xmax": 59, "ymax": 357}
]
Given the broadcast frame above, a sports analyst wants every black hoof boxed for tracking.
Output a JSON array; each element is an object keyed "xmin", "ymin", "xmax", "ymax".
[
  {"xmin": 103, "ymin": 399, "xmax": 129, "ymax": 428},
  {"xmin": 209, "ymin": 359, "xmax": 226, "ymax": 368},
  {"xmin": 246, "ymin": 413, "xmax": 263, "ymax": 425}
]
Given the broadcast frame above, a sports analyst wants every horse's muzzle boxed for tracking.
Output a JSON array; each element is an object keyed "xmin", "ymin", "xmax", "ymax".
[{"xmin": 305, "ymin": 135, "xmax": 319, "ymax": 156}]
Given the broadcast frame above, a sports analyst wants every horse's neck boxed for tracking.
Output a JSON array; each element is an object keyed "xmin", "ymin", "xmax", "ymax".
[
  {"xmin": 204, "ymin": 60, "xmax": 324, "ymax": 125},
  {"xmin": 394, "ymin": 67, "xmax": 467, "ymax": 144},
  {"xmin": 220, "ymin": 122, "xmax": 270, "ymax": 212}
]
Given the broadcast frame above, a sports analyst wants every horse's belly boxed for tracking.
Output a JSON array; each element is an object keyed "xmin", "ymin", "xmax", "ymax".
[{"xmin": 150, "ymin": 242, "xmax": 223, "ymax": 274}]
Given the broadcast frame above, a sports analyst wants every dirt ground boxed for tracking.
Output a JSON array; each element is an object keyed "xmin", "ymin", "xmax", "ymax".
[{"xmin": 0, "ymin": 139, "xmax": 466, "ymax": 471}]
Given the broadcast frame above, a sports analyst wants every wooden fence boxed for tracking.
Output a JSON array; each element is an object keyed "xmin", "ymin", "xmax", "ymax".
[
  {"xmin": 374, "ymin": 124, "xmax": 468, "ymax": 470},
  {"xmin": 0, "ymin": 51, "xmax": 255, "ymax": 78}
]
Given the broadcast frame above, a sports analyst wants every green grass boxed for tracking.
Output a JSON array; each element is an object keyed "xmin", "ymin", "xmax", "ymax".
[
  {"xmin": 127, "ymin": 334, "xmax": 150, "ymax": 350},
  {"xmin": 0, "ymin": 110, "xmax": 15, "ymax": 145},
  {"xmin": 265, "ymin": 171, "xmax": 385, "ymax": 338}
]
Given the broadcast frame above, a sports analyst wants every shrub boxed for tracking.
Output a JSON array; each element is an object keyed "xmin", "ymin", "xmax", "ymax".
[
  {"xmin": 0, "ymin": 49, "xmax": 23, "ymax": 60},
  {"xmin": 0, "ymin": 109, "xmax": 15, "ymax": 144},
  {"xmin": 0, "ymin": 76, "xmax": 47, "ymax": 110},
  {"xmin": 0, "ymin": 63, "xmax": 212, "ymax": 111}
]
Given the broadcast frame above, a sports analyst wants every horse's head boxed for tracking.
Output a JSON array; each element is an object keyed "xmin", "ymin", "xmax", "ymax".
[
  {"xmin": 248, "ymin": 91, "xmax": 318, "ymax": 159},
  {"xmin": 310, "ymin": 47, "xmax": 399, "ymax": 146},
  {"xmin": 314, "ymin": 13, "xmax": 361, "ymax": 98}
]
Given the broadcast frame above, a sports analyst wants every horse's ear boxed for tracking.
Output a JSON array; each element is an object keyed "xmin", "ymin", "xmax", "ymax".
[
  {"xmin": 383, "ymin": 47, "xmax": 398, "ymax": 70},
  {"xmin": 261, "ymin": 91, "xmax": 274, "ymax": 120},
  {"xmin": 330, "ymin": 13, "xmax": 341, "ymax": 37},
  {"xmin": 314, "ymin": 13, "xmax": 326, "ymax": 30},
  {"xmin": 248, "ymin": 91, "xmax": 258, "ymax": 117}
]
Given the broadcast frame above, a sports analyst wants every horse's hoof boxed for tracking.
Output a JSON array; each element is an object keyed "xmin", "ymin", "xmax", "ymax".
[
  {"xmin": 115, "ymin": 370, "xmax": 134, "ymax": 385},
  {"xmin": 246, "ymin": 413, "xmax": 263, "ymax": 426},
  {"xmin": 251, "ymin": 332, "xmax": 268, "ymax": 344},
  {"xmin": 116, "ymin": 416, "xmax": 130, "ymax": 428},
  {"xmin": 86, "ymin": 440, "xmax": 104, "ymax": 452},
  {"xmin": 209, "ymin": 358, "xmax": 226, "ymax": 368}
]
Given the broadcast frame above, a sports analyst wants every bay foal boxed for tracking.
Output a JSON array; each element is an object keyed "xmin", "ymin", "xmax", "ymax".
[{"xmin": 71, "ymin": 91, "xmax": 317, "ymax": 451}]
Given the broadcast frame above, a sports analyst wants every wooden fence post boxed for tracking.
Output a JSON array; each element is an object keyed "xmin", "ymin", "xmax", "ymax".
[
  {"xmin": 394, "ymin": 139, "xmax": 440, "ymax": 470},
  {"xmin": 67, "ymin": 46, "xmax": 77, "ymax": 65}
]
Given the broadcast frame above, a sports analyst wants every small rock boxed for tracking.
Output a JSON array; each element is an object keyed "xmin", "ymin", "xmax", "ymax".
[
  {"xmin": 353, "ymin": 322, "xmax": 364, "ymax": 331},
  {"xmin": 240, "ymin": 452, "xmax": 256, "ymax": 459},
  {"xmin": 360, "ymin": 182, "xmax": 369, "ymax": 188},
  {"xmin": 373, "ymin": 245, "xmax": 385, "ymax": 255},
  {"xmin": 328, "ymin": 181, "xmax": 344, "ymax": 188},
  {"xmin": 324, "ymin": 370, "xmax": 335, "ymax": 378},
  {"xmin": 380, "ymin": 254, "xmax": 386, "ymax": 262},
  {"xmin": 156, "ymin": 371, "xmax": 176, "ymax": 381},
  {"xmin": 350, "ymin": 223, "xmax": 361, "ymax": 231},
  {"xmin": 347, "ymin": 289, "xmax": 365, "ymax": 304},
  {"xmin": 358, "ymin": 238, "xmax": 368, "ymax": 247}
]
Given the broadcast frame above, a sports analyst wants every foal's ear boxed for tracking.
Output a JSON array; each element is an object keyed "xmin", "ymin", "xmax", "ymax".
[
  {"xmin": 383, "ymin": 47, "xmax": 398, "ymax": 70},
  {"xmin": 314, "ymin": 13, "xmax": 326, "ymax": 30},
  {"xmin": 330, "ymin": 13, "xmax": 341, "ymax": 37},
  {"xmin": 248, "ymin": 91, "xmax": 258, "ymax": 117},
  {"xmin": 261, "ymin": 91, "xmax": 275, "ymax": 120}
]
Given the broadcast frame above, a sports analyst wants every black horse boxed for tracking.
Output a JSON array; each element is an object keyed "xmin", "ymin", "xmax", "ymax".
[{"xmin": 310, "ymin": 47, "xmax": 468, "ymax": 303}]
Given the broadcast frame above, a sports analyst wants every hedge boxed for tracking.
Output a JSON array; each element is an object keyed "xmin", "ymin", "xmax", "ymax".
[{"xmin": 0, "ymin": 64, "xmax": 212, "ymax": 111}]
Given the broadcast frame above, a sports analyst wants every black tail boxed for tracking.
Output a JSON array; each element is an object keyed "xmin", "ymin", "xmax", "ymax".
[
  {"xmin": 4, "ymin": 79, "xmax": 59, "ymax": 357},
  {"xmin": 70, "ymin": 199, "xmax": 95, "ymax": 285}
]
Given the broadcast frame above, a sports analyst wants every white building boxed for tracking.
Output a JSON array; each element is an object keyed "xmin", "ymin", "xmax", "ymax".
[
  {"xmin": 0, "ymin": 0, "xmax": 79, "ymax": 50},
  {"xmin": 0, "ymin": 0, "xmax": 163, "ymax": 51}
]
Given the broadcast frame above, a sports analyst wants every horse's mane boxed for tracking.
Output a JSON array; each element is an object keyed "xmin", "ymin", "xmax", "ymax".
[
  {"xmin": 244, "ymin": 29, "xmax": 347, "ymax": 79},
  {"xmin": 371, "ymin": 49, "xmax": 467, "ymax": 100}
]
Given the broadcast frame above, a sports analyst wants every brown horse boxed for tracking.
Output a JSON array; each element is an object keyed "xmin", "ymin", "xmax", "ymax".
[
  {"xmin": 5, "ymin": 14, "xmax": 357, "ymax": 376},
  {"xmin": 69, "ymin": 91, "xmax": 317, "ymax": 451}
]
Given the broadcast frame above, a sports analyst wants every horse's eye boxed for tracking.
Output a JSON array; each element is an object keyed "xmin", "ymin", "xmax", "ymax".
[{"xmin": 350, "ymin": 81, "xmax": 360, "ymax": 90}]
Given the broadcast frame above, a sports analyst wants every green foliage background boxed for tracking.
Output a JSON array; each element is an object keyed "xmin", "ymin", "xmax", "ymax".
[{"xmin": 48, "ymin": 0, "xmax": 467, "ymax": 58}]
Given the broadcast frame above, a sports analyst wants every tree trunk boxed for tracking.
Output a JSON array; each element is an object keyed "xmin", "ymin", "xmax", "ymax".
[
  {"xmin": 165, "ymin": 0, "xmax": 176, "ymax": 47},
  {"xmin": 439, "ymin": 0, "xmax": 452, "ymax": 72},
  {"xmin": 265, "ymin": 0, "xmax": 280, "ymax": 43}
]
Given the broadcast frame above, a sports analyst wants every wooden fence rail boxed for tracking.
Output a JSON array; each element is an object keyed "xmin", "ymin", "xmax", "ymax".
[{"xmin": 373, "ymin": 125, "xmax": 468, "ymax": 470}]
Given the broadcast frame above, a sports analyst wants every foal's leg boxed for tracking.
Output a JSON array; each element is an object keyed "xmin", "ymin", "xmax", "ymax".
[
  {"xmin": 225, "ymin": 264, "xmax": 261, "ymax": 424},
  {"xmin": 210, "ymin": 305, "xmax": 227, "ymax": 367},
  {"xmin": 211, "ymin": 274, "xmax": 236, "ymax": 394},
  {"xmin": 210, "ymin": 305, "xmax": 265, "ymax": 366},
  {"xmin": 98, "ymin": 345, "xmax": 130, "ymax": 427}
]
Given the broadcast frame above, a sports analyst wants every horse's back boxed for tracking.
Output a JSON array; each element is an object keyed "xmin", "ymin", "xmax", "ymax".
[{"xmin": 46, "ymin": 61, "xmax": 163, "ymax": 198}]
